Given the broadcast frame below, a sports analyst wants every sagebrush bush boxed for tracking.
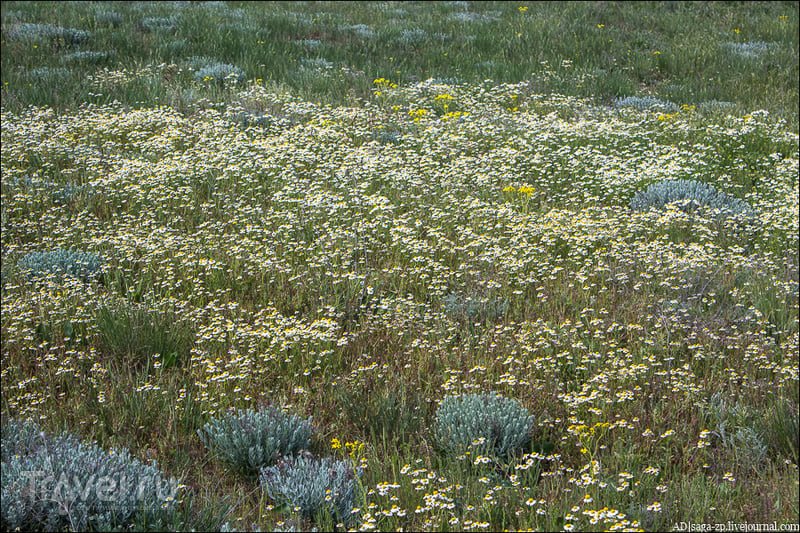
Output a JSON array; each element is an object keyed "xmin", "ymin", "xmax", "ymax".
[
  {"xmin": 52, "ymin": 182, "xmax": 93, "ymax": 204},
  {"xmin": 17, "ymin": 248, "xmax": 103, "ymax": 283},
  {"xmin": 190, "ymin": 57, "xmax": 245, "ymax": 84},
  {"xmin": 614, "ymin": 96, "xmax": 679, "ymax": 112},
  {"xmin": 1, "ymin": 418, "xmax": 181, "ymax": 532},
  {"xmin": 66, "ymin": 50, "xmax": 116, "ymax": 64},
  {"xmin": 630, "ymin": 179, "xmax": 753, "ymax": 218},
  {"xmin": 141, "ymin": 16, "xmax": 177, "ymax": 33},
  {"xmin": 698, "ymin": 99, "xmax": 736, "ymax": 112},
  {"xmin": 442, "ymin": 292, "xmax": 508, "ymax": 326},
  {"xmin": 396, "ymin": 28, "xmax": 428, "ymax": 46},
  {"xmin": 94, "ymin": 10, "xmax": 123, "ymax": 28},
  {"xmin": 27, "ymin": 66, "xmax": 72, "ymax": 84},
  {"xmin": 699, "ymin": 393, "xmax": 770, "ymax": 471},
  {"xmin": 370, "ymin": 130, "xmax": 402, "ymax": 145},
  {"xmin": 7, "ymin": 23, "xmax": 91, "ymax": 45},
  {"xmin": 433, "ymin": 392, "xmax": 534, "ymax": 459},
  {"xmin": 723, "ymin": 41, "xmax": 775, "ymax": 59},
  {"xmin": 198, "ymin": 406, "xmax": 314, "ymax": 477},
  {"xmin": 260, "ymin": 454, "xmax": 362, "ymax": 525},
  {"xmin": 340, "ymin": 23, "xmax": 375, "ymax": 39}
]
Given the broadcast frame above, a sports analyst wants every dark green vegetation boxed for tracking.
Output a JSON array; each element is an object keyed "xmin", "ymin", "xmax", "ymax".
[{"xmin": 2, "ymin": 1, "xmax": 798, "ymax": 130}]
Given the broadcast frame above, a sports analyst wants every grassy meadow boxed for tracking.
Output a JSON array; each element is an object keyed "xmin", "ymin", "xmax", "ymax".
[{"xmin": 1, "ymin": 1, "xmax": 799, "ymax": 531}]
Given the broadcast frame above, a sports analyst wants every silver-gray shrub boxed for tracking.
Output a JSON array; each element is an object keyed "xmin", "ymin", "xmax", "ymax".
[
  {"xmin": 442, "ymin": 292, "xmax": 508, "ymax": 326},
  {"xmin": 17, "ymin": 248, "xmax": 103, "ymax": 283},
  {"xmin": 260, "ymin": 455, "xmax": 362, "ymax": 525},
  {"xmin": 8, "ymin": 176, "xmax": 91, "ymax": 205},
  {"xmin": 630, "ymin": 179, "xmax": 753, "ymax": 218},
  {"xmin": 396, "ymin": 28, "xmax": 428, "ymax": 46},
  {"xmin": 141, "ymin": 16, "xmax": 177, "ymax": 33},
  {"xmin": 448, "ymin": 11, "xmax": 499, "ymax": 23},
  {"xmin": 300, "ymin": 58, "xmax": 333, "ymax": 71},
  {"xmin": 66, "ymin": 50, "xmax": 116, "ymax": 64},
  {"xmin": 698, "ymin": 100, "xmax": 736, "ymax": 112},
  {"xmin": 698, "ymin": 393, "xmax": 769, "ymax": 471},
  {"xmin": 190, "ymin": 57, "xmax": 246, "ymax": 84},
  {"xmin": 299, "ymin": 39, "xmax": 321, "ymax": 49},
  {"xmin": 341, "ymin": 24, "xmax": 375, "ymax": 39},
  {"xmin": 434, "ymin": 392, "xmax": 534, "ymax": 459},
  {"xmin": 724, "ymin": 41, "xmax": 775, "ymax": 59},
  {"xmin": 7, "ymin": 23, "xmax": 91, "ymax": 45},
  {"xmin": 198, "ymin": 406, "xmax": 313, "ymax": 477},
  {"xmin": 1, "ymin": 418, "xmax": 181, "ymax": 532},
  {"xmin": 614, "ymin": 96, "xmax": 679, "ymax": 113},
  {"xmin": 94, "ymin": 10, "xmax": 123, "ymax": 28},
  {"xmin": 28, "ymin": 66, "xmax": 72, "ymax": 84}
]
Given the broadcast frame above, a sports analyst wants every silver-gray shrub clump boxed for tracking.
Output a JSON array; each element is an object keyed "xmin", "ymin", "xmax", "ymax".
[
  {"xmin": 1, "ymin": 418, "xmax": 181, "ymax": 532},
  {"xmin": 190, "ymin": 57, "xmax": 246, "ymax": 84},
  {"xmin": 17, "ymin": 248, "xmax": 103, "ymax": 283},
  {"xmin": 630, "ymin": 179, "xmax": 753, "ymax": 218},
  {"xmin": 6, "ymin": 23, "xmax": 91, "ymax": 45},
  {"xmin": 442, "ymin": 292, "xmax": 508, "ymax": 326},
  {"xmin": 614, "ymin": 96, "xmax": 679, "ymax": 113},
  {"xmin": 260, "ymin": 454, "xmax": 362, "ymax": 525},
  {"xmin": 434, "ymin": 392, "xmax": 534, "ymax": 459},
  {"xmin": 141, "ymin": 16, "xmax": 178, "ymax": 33},
  {"xmin": 198, "ymin": 406, "xmax": 313, "ymax": 477}
]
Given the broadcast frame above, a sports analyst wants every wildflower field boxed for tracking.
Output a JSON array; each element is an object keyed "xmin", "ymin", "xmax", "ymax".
[{"xmin": 1, "ymin": 1, "xmax": 798, "ymax": 531}]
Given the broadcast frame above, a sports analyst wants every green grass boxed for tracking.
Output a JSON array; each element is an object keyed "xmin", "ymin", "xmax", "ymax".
[
  {"xmin": 2, "ymin": 1, "xmax": 799, "ymax": 531},
  {"xmin": 1, "ymin": 1, "xmax": 798, "ymax": 129}
]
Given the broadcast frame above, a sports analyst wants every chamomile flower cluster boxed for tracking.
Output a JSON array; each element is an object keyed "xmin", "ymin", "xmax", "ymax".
[{"xmin": 2, "ymin": 71, "xmax": 797, "ymax": 530}]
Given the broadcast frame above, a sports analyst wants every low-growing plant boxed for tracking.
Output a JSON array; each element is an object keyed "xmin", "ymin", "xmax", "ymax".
[
  {"xmin": 433, "ymin": 392, "xmax": 534, "ymax": 460},
  {"xmin": 140, "ymin": 16, "xmax": 177, "ymax": 33},
  {"xmin": 260, "ymin": 454, "xmax": 362, "ymax": 526},
  {"xmin": 614, "ymin": 95, "xmax": 679, "ymax": 112},
  {"xmin": 94, "ymin": 10, "xmax": 123, "ymax": 28},
  {"xmin": 198, "ymin": 406, "xmax": 314, "ymax": 478},
  {"xmin": 189, "ymin": 57, "xmax": 245, "ymax": 84},
  {"xmin": 6, "ymin": 23, "xmax": 91, "ymax": 46},
  {"xmin": 27, "ymin": 66, "xmax": 72, "ymax": 84},
  {"xmin": 396, "ymin": 28, "xmax": 428, "ymax": 46},
  {"xmin": 698, "ymin": 99, "xmax": 736, "ymax": 112},
  {"xmin": 723, "ymin": 41, "xmax": 776, "ymax": 60},
  {"xmin": 374, "ymin": 130, "xmax": 402, "ymax": 145},
  {"xmin": 17, "ymin": 248, "xmax": 103, "ymax": 284},
  {"xmin": 300, "ymin": 58, "xmax": 334, "ymax": 72},
  {"xmin": 65, "ymin": 50, "xmax": 116, "ymax": 64},
  {"xmin": 442, "ymin": 292, "xmax": 508, "ymax": 326},
  {"xmin": 1, "ymin": 418, "xmax": 181, "ymax": 532},
  {"xmin": 340, "ymin": 23, "xmax": 375, "ymax": 39},
  {"xmin": 699, "ymin": 393, "xmax": 770, "ymax": 471},
  {"xmin": 52, "ymin": 183, "xmax": 93, "ymax": 205},
  {"xmin": 629, "ymin": 179, "xmax": 753, "ymax": 218}
]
